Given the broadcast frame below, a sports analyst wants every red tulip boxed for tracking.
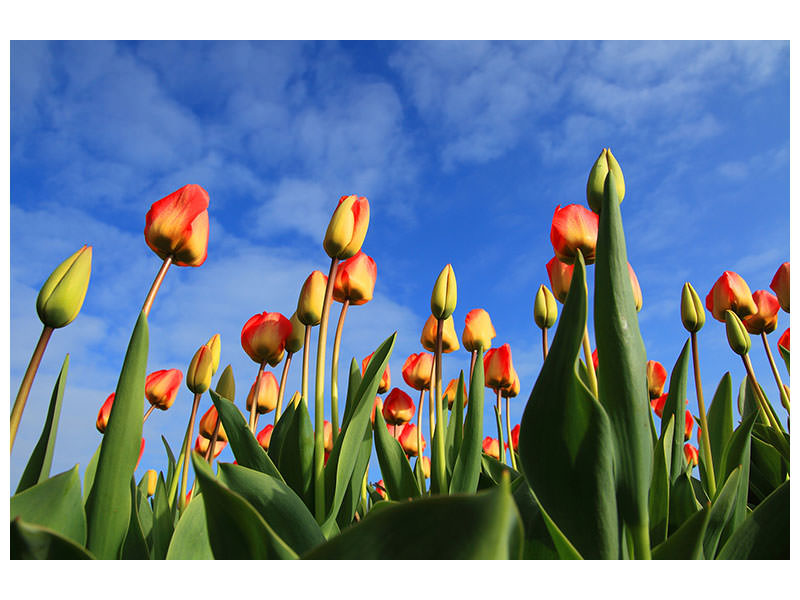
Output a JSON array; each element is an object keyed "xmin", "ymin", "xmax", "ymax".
[
  {"xmin": 96, "ymin": 393, "xmax": 114, "ymax": 434},
  {"xmin": 462, "ymin": 309, "xmax": 496, "ymax": 352},
  {"xmin": 769, "ymin": 262, "xmax": 789, "ymax": 313},
  {"xmin": 684, "ymin": 410, "xmax": 694, "ymax": 441},
  {"xmin": 402, "ymin": 352, "xmax": 434, "ymax": 391},
  {"xmin": 742, "ymin": 290, "xmax": 780, "ymax": 335},
  {"xmin": 550, "ymin": 204, "xmax": 599, "ymax": 265},
  {"xmin": 246, "ymin": 371, "xmax": 279, "ymax": 415},
  {"xmin": 546, "ymin": 257, "xmax": 574, "ymax": 304},
  {"xmin": 256, "ymin": 424, "xmax": 274, "ymax": 451},
  {"xmin": 510, "ymin": 424, "xmax": 520, "ymax": 452},
  {"xmin": 144, "ymin": 184, "xmax": 209, "ymax": 266},
  {"xmin": 684, "ymin": 443, "xmax": 699, "ymax": 467},
  {"xmin": 323, "ymin": 420, "xmax": 334, "ymax": 452},
  {"xmin": 241, "ymin": 312, "xmax": 292, "ymax": 366},
  {"xmin": 650, "ymin": 393, "xmax": 667, "ymax": 418},
  {"xmin": 592, "ymin": 348, "xmax": 599, "ymax": 372},
  {"xmin": 375, "ymin": 479, "xmax": 388, "ymax": 499},
  {"xmin": 778, "ymin": 327, "xmax": 790, "ymax": 352},
  {"xmin": 333, "ymin": 251, "xmax": 377, "ymax": 305},
  {"xmin": 323, "ymin": 195, "xmax": 370, "ymax": 260},
  {"xmin": 705, "ymin": 271, "xmax": 757, "ymax": 322},
  {"xmin": 194, "ymin": 435, "xmax": 226, "ymax": 458},
  {"xmin": 484, "ymin": 344, "xmax": 515, "ymax": 391},
  {"xmin": 362, "ymin": 352, "xmax": 390, "ymax": 393},
  {"xmin": 398, "ymin": 423, "xmax": 425, "ymax": 456},
  {"xmin": 646, "ymin": 360, "xmax": 667, "ymax": 400},
  {"xmin": 198, "ymin": 405, "xmax": 227, "ymax": 442},
  {"xmin": 482, "ymin": 437, "xmax": 501, "ymax": 460},
  {"xmin": 382, "ymin": 388, "xmax": 416, "ymax": 425},
  {"xmin": 145, "ymin": 369, "xmax": 183, "ymax": 411}
]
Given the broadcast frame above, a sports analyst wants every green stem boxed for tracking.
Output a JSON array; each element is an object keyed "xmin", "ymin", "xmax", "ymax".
[
  {"xmin": 248, "ymin": 362, "xmax": 266, "ymax": 433},
  {"xmin": 275, "ymin": 352, "xmax": 293, "ymax": 424},
  {"xmin": 762, "ymin": 332, "xmax": 791, "ymax": 414},
  {"xmin": 433, "ymin": 318, "xmax": 447, "ymax": 492},
  {"xmin": 495, "ymin": 389, "xmax": 506, "ymax": 465},
  {"xmin": 416, "ymin": 388, "xmax": 426, "ymax": 493},
  {"xmin": 11, "ymin": 325, "xmax": 54, "ymax": 451},
  {"xmin": 631, "ymin": 523, "xmax": 651, "ymax": 560},
  {"xmin": 301, "ymin": 325, "xmax": 311, "ymax": 407},
  {"xmin": 505, "ymin": 394, "xmax": 516, "ymax": 471},
  {"xmin": 178, "ymin": 392, "xmax": 201, "ymax": 511},
  {"xmin": 582, "ymin": 326, "xmax": 598, "ymax": 397},
  {"xmin": 690, "ymin": 332, "xmax": 716, "ymax": 498},
  {"xmin": 742, "ymin": 354, "xmax": 782, "ymax": 433},
  {"xmin": 330, "ymin": 299, "xmax": 350, "ymax": 442},
  {"xmin": 469, "ymin": 350, "xmax": 477, "ymax": 384},
  {"xmin": 542, "ymin": 327, "xmax": 549, "ymax": 360}
]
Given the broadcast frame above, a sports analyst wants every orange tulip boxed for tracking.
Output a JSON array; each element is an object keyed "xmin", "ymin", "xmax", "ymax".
[
  {"xmin": 628, "ymin": 262, "xmax": 642, "ymax": 312},
  {"xmin": 333, "ymin": 251, "xmax": 377, "ymax": 305},
  {"xmin": 398, "ymin": 423, "xmax": 425, "ymax": 456},
  {"xmin": 419, "ymin": 456, "xmax": 431, "ymax": 479},
  {"xmin": 246, "ymin": 370, "xmax": 279, "ymax": 415},
  {"xmin": 646, "ymin": 360, "xmax": 667, "ymax": 400},
  {"xmin": 145, "ymin": 369, "xmax": 183, "ymax": 411},
  {"xmin": 684, "ymin": 443, "xmax": 699, "ymax": 467},
  {"xmin": 769, "ymin": 262, "xmax": 789, "ymax": 313},
  {"xmin": 323, "ymin": 195, "xmax": 370, "ymax": 260},
  {"xmin": 443, "ymin": 378, "xmax": 468, "ymax": 409},
  {"xmin": 402, "ymin": 352, "xmax": 434, "ymax": 391},
  {"xmin": 256, "ymin": 424, "xmax": 274, "ymax": 451},
  {"xmin": 649, "ymin": 393, "xmax": 688, "ymax": 419},
  {"xmin": 375, "ymin": 479, "xmax": 388, "ymax": 499},
  {"xmin": 382, "ymin": 388, "xmax": 416, "ymax": 425},
  {"xmin": 705, "ymin": 271, "xmax": 757, "ymax": 322},
  {"xmin": 742, "ymin": 290, "xmax": 780, "ymax": 335},
  {"xmin": 462, "ymin": 308, "xmax": 496, "ymax": 352},
  {"xmin": 144, "ymin": 184, "xmax": 210, "ymax": 266},
  {"xmin": 550, "ymin": 204, "xmax": 599, "ymax": 265},
  {"xmin": 362, "ymin": 352, "xmax": 390, "ymax": 393},
  {"xmin": 482, "ymin": 437, "xmax": 501, "ymax": 460},
  {"xmin": 323, "ymin": 420, "xmax": 334, "ymax": 452},
  {"xmin": 546, "ymin": 257, "xmax": 575, "ymax": 304},
  {"xmin": 297, "ymin": 270, "xmax": 328, "ymax": 327},
  {"xmin": 96, "ymin": 393, "xmax": 114, "ymax": 434},
  {"xmin": 510, "ymin": 424, "xmax": 520, "ymax": 452},
  {"xmin": 778, "ymin": 327, "xmax": 790, "ymax": 352},
  {"xmin": 194, "ymin": 435, "xmax": 226, "ymax": 459},
  {"xmin": 241, "ymin": 312, "xmax": 292, "ymax": 366},
  {"xmin": 198, "ymin": 405, "xmax": 227, "ymax": 442},
  {"xmin": 684, "ymin": 410, "xmax": 694, "ymax": 441},
  {"xmin": 484, "ymin": 344, "xmax": 515, "ymax": 391},
  {"xmin": 371, "ymin": 396, "xmax": 383, "ymax": 424},
  {"xmin": 421, "ymin": 315, "xmax": 460, "ymax": 353},
  {"xmin": 501, "ymin": 369, "xmax": 520, "ymax": 399}
]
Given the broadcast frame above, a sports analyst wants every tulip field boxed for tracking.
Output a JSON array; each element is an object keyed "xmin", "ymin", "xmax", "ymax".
[{"xmin": 9, "ymin": 149, "xmax": 790, "ymax": 560}]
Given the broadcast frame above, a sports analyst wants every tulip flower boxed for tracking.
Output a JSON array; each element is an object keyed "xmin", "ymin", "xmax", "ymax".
[
  {"xmin": 402, "ymin": 353, "xmax": 434, "ymax": 391},
  {"xmin": 421, "ymin": 315, "xmax": 460, "ymax": 353},
  {"xmin": 256, "ymin": 424, "xmax": 274, "ymax": 451},
  {"xmin": 199, "ymin": 405, "xmax": 227, "ymax": 442},
  {"xmin": 145, "ymin": 369, "xmax": 183, "ymax": 412},
  {"xmin": 362, "ymin": 352, "xmax": 391, "ymax": 394},
  {"xmin": 482, "ymin": 437, "xmax": 501, "ymax": 461},
  {"xmin": 586, "ymin": 148, "xmax": 625, "ymax": 214},
  {"xmin": 592, "ymin": 348, "xmax": 599, "ymax": 372},
  {"xmin": 186, "ymin": 344, "xmax": 214, "ymax": 395},
  {"xmin": 510, "ymin": 424, "xmax": 520, "ymax": 453},
  {"xmin": 462, "ymin": 309, "xmax": 496, "ymax": 353},
  {"xmin": 241, "ymin": 312, "xmax": 293, "ymax": 367},
  {"xmin": 484, "ymin": 344, "xmax": 516, "ymax": 391},
  {"xmin": 145, "ymin": 469, "xmax": 158, "ymax": 497},
  {"xmin": 382, "ymin": 388, "xmax": 416, "ymax": 426},
  {"xmin": 398, "ymin": 423, "xmax": 425, "ymax": 457},
  {"xmin": 204, "ymin": 334, "xmax": 221, "ymax": 376},
  {"xmin": 333, "ymin": 251, "xmax": 377, "ymax": 305},
  {"xmin": 684, "ymin": 443, "xmax": 699, "ymax": 468},
  {"xmin": 778, "ymin": 328, "xmax": 790, "ymax": 353},
  {"xmin": 646, "ymin": 360, "xmax": 667, "ymax": 400},
  {"xmin": 194, "ymin": 435, "xmax": 226, "ymax": 459},
  {"xmin": 323, "ymin": 420, "xmax": 334, "ymax": 453},
  {"xmin": 297, "ymin": 271, "xmax": 328, "ymax": 327},
  {"xmin": 419, "ymin": 456, "xmax": 431, "ymax": 479},
  {"xmin": 246, "ymin": 370, "xmax": 279, "ymax": 415},
  {"xmin": 323, "ymin": 195, "xmax": 370, "ymax": 260},
  {"xmin": 770, "ymin": 262, "xmax": 789, "ymax": 313},
  {"xmin": 96, "ymin": 393, "xmax": 115, "ymax": 434},
  {"xmin": 431, "ymin": 264, "xmax": 457, "ymax": 320},
  {"xmin": 650, "ymin": 394, "xmax": 688, "ymax": 420},
  {"xmin": 681, "ymin": 282, "xmax": 706, "ymax": 333},
  {"xmin": 144, "ymin": 184, "xmax": 210, "ymax": 267},
  {"xmin": 684, "ymin": 410, "xmax": 694, "ymax": 441},
  {"xmin": 375, "ymin": 480, "xmax": 388, "ymax": 500},
  {"xmin": 501, "ymin": 370, "xmax": 520, "ymax": 399},
  {"xmin": 628, "ymin": 263, "xmax": 643, "ymax": 312},
  {"xmin": 443, "ymin": 378, "xmax": 468, "ymax": 409},
  {"xmin": 501, "ymin": 369, "xmax": 520, "ymax": 469},
  {"xmin": 706, "ymin": 271, "xmax": 757, "ymax": 322},
  {"xmin": 550, "ymin": 204, "xmax": 599, "ymax": 265},
  {"xmin": 742, "ymin": 290, "xmax": 780, "ymax": 335},
  {"xmin": 546, "ymin": 257, "xmax": 574, "ymax": 304}
]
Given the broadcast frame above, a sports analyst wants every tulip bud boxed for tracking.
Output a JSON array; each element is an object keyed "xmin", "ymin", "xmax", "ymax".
[
  {"xmin": 256, "ymin": 424, "xmax": 274, "ymax": 451},
  {"xmin": 297, "ymin": 270, "xmax": 328, "ymax": 326},
  {"xmin": 545, "ymin": 257, "xmax": 575, "ymax": 304},
  {"xmin": 646, "ymin": 360, "xmax": 667, "ymax": 400},
  {"xmin": 724, "ymin": 310, "xmax": 751, "ymax": 356},
  {"xmin": 462, "ymin": 309, "xmax": 496, "ymax": 352},
  {"xmin": 591, "ymin": 348, "xmax": 599, "ymax": 372},
  {"xmin": 706, "ymin": 271, "xmax": 757, "ymax": 322},
  {"xmin": 431, "ymin": 264, "xmax": 457, "ymax": 320},
  {"xmin": 246, "ymin": 371, "xmax": 279, "ymax": 415},
  {"xmin": 241, "ymin": 312, "xmax": 293, "ymax": 366},
  {"xmin": 482, "ymin": 437, "xmax": 501, "ymax": 460},
  {"xmin": 397, "ymin": 423, "xmax": 425, "ymax": 456},
  {"xmin": 285, "ymin": 312, "xmax": 306, "ymax": 354},
  {"xmin": 684, "ymin": 409, "xmax": 694, "ymax": 441},
  {"xmin": 194, "ymin": 435, "xmax": 226, "ymax": 459},
  {"xmin": 323, "ymin": 195, "xmax": 370, "ymax": 260},
  {"xmin": 186, "ymin": 345, "xmax": 214, "ymax": 394},
  {"xmin": 96, "ymin": 393, "xmax": 114, "ymax": 434},
  {"xmin": 144, "ymin": 184, "xmax": 210, "ymax": 266},
  {"xmin": 145, "ymin": 469, "xmax": 157, "ymax": 497},
  {"xmin": 323, "ymin": 420, "xmax": 334, "ymax": 452},
  {"xmin": 215, "ymin": 364, "xmax": 236, "ymax": 403},
  {"xmin": 742, "ymin": 290, "xmax": 780, "ymax": 335},
  {"xmin": 586, "ymin": 148, "xmax": 625, "ymax": 214},
  {"xmin": 402, "ymin": 352, "xmax": 434, "ymax": 391},
  {"xmin": 362, "ymin": 352, "xmax": 391, "ymax": 393},
  {"xmin": 443, "ymin": 378, "xmax": 468, "ymax": 409},
  {"xmin": 36, "ymin": 245, "xmax": 93, "ymax": 329},
  {"xmin": 204, "ymin": 334, "xmax": 221, "ymax": 376},
  {"xmin": 770, "ymin": 262, "xmax": 790, "ymax": 313},
  {"xmin": 382, "ymin": 388, "xmax": 416, "ymax": 425},
  {"xmin": 371, "ymin": 396, "xmax": 383, "ymax": 424},
  {"xmin": 421, "ymin": 315, "xmax": 460, "ymax": 353},
  {"xmin": 510, "ymin": 424, "xmax": 520, "ymax": 453},
  {"xmin": 333, "ymin": 251, "xmax": 377, "ymax": 305},
  {"xmin": 484, "ymin": 344, "xmax": 516, "ymax": 391},
  {"xmin": 628, "ymin": 263, "xmax": 643, "ymax": 312},
  {"xmin": 375, "ymin": 480, "xmax": 388, "ymax": 499},
  {"xmin": 550, "ymin": 204, "xmax": 599, "ymax": 265},
  {"xmin": 145, "ymin": 369, "xmax": 182, "ymax": 411},
  {"xmin": 199, "ymin": 405, "xmax": 227, "ymax": 442},
  {"xmin": 501, "ymin": 369, "xmax": 520, "ymax": 399},
  {"xmin": 778, "ymin": 327, "xmax": 790, "ymax": 353},
  {"xmin": 684, "ymin": 443, "xmax": 699, "ymax": 467},
  {"xmin": 419, "ymin": 456, "xmax": 431, "ymax": 479},
  {"xmin": 681, "ymin": 282, "xmax": 706, "ymax": 333},
  {"xmin": 533, "ymin": 285, "xmax": 558, "ymax": 329}
]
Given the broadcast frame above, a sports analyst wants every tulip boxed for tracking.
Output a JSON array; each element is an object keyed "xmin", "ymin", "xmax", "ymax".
[
  {"xmin": 646, "ymin": 360, "xmax": 667, "ymax": 400},
  {"xmin": 586, "ymin": 148, "xmax": 625, "ymax": 213},
  {"xmin": 256, "ymin": 424, "xmax": 274, "ymax": 451},
  {"xmin": 650, "ymin": 394, "xmax": 688, "ymax": 420},
  {"xmin": 333, "ymin": 251, "xmax": 377, "ymax": 305},
  {"xmin": 204, "ymin": 334, "xmax": 221, "ymax": 376},
  {"xmin": 36, "ymin": 245, "xmax": 93, "ymax": 329},
  {"xmin": 681, "ymin": 282, "xmax": 706, "ymax": 333},
  {"xmin": 684, "ymin": 410, "xmax": 694, "ymax": 441},
  {"xmin": 484, "ymin": 344, "xmax": 516, "ymax": 391},
  {"xmin": 145, "ymin": 469, "xmax": 158, "ymax": 497},
  {"xmin": 144, "ymin": 184, "xmax": 210, "ymax": 267},
  {"xmin": 778, "ymin": 328, "xmax": 790, "ymax": 353},
  {"xmin": 421, "ymin": 315, "xmax": 460, "ymax": 353},
  {"xmin": 482, "ymin": 437, "xmax": 501, "ymax": 461},
  {"xmin": 246, "ymin": 370, "xmax": 279, "ymax": 415},
  {"xmin": 550, "ymin": 204, "xmax": 599, "ymax": 265},
  {"xmin": 546, "ymin": 257, "xmax": 575, "ymax": 304},
  {"xmin": 684, "ymin": 443, "xmax": 699, "ymax": 467},
  {"xmin": 628, "ymin": 263, "xmax": 642, "ymax": 312},
  {"xmin": 419, "ymin": 456, "xmax": 431, "ymax": 479},
  {"xmin": 323, "ymin": 195, "xmax": 370, "ymax": 260},
  {"xmin": 462, "ymin": 308, "xmax": 496, "ymax": 353},
  {"xmin": 431, "ymin": 264, "xmax": 457, "ymax": 320},
  {"xmin": 402, "ymin": 353, "xmax": 434, "ymax": 391},
  {"xmin": 297, "ymin": 271, "xmax": 328, "ymax": 327},
  {"xmin": 501, "ymin": 369, "xmax": 520, "ymax": 470},
  {"xmin": 742, "ymin": 290, "xmax": 780, "ymax": 335},
  {"xmin": 501, "ymin": 370, "xmax": 520, "ymax": 399},
  {"xmin": 724, "ymin": 310, "xmax": 751, "ymax": 356},
  {"xmin": 286, "ymin": 312, "xmax": 306, "ymax": 354},
  {"xmin": 145, "ymin": 369, "xmax": 183, "ymax": 411},
  {"xmin": 199, "ymin": 405, "xmax": 227, "ymax": 442},
  {"xmin": 533, "ymin": 285, "xmax": 558, "ymax": 329},
  {"xmin": 770, "ymin": 262, "xmax": 789, "ymax": 313},
  {"xmin": 375, "ymin": 480, "xmax": 388, "ymax": 500},
  {"xmin": 443, "ymin": 378, "xmax": 468, "ymax": 409},
  {"xmin": 510, "ymin": 424, "xmax": 520, "ymax": 453},
  {"xmin": 706, "ymin": 271, "xmax": 757, "ymax": 322},
  {"xmin": 362, "ymin": 352, "xmax": 391, "ymax": 394},
  {"xmin": 382, "ymin": 388, "xmax": 416, "ymax": 426},
  {"xmin": 194, "ymin": 435, "xmax": 226, "ymax": 459},
  {"xmin": 241, "ymin": 312, "xmax": 293, "ymax": 367},
  {"xmin": 371, "ymin": 396, "xmax": 383, "ymax": 424},
  {"xmin": 96, "ymin": 393, "xmax": 115, "ymax": 434},
  {"xmin": 186, "ymin": 344, "xmax": 214, "ymax": 395},
  {"xmin": 398, "ymin": 423, "xmax": 425, "ymax": 456},
  {"xmin": 322, "ymin": 420, "xmax": 334, "ymax": 453}
]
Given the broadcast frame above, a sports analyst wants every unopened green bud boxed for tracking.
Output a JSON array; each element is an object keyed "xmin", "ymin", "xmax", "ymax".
[
  {"xmin": 286, "ymin": 312, "xmax": 305, "ymax": 354},
  {"xmin": 681, "ymin": 282, "xmax": 706, "ymax": 333},
  {"xmin": 187, "ymin": 344, "xmax": 214, "ymax": 394},
  {"xmin": 586, "ymin": 148, "xmax": 625, "ymax": 214},
  {"xmin": 215, "ymin": 364, "xmax": 236, "ymax": 402},
  {"xmin": 431, "ymin": 264, "xmax": 457, "ymax": 320},
  {"xmin": 36, "ymin": 245, "xmax": 93, "ymax": 328},
  {"xmin": 724, "ymin": 310, "xmax": 751, "ymax": 356},
  {"xmin": 533, "ymin": 284, "xmax": 558, "ymax": 329}
]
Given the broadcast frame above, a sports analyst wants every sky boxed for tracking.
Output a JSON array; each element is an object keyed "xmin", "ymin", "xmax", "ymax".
[{"xmin": 9, "ymin": 40, "xmax": 790, "ymax": 492}]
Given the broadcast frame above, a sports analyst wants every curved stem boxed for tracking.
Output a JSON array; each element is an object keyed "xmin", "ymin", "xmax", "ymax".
[
  {"xmin": 205, "ymin": 418, "xmax": 221, "ymax": 463},
  {"xmin": 433, "ymin": 318, "xmax": 447, "ymax": 492},
  {"xmin": 742, "ymin": 354, "xmax": 782, "ymax": 433},
  {"xmin": 275, "ymin": 352, "xmax": 293, "ymax": 424},
  {"xmin": 690, "ymin": 332, "xmax": 716, "ymax": 498},
  {"xmin": 582, "ymin": 326, "xmax": 598, "ymax": 397},
  {"xmin": 505, "ymin": 394, "xmax": 516, "ymax": 471},
  {"xmin": 178, "ymin": 392, "xmax": 201, "ymax": 510},
  {"xmin": 427, "ymin": 360, "xmax": 436, "ymax": 466},
  {"xmin": 142, "ymin": 405, "xmax": 156, "ymax": 424},
  {"xmin": 248, "ymin": 362, "xmax": 266, "ymax": 433},
  {"xmin": 141, "ymin": 256, "xmax": 173, "ymax": 318},
  {"xmin": 416, "ymin": 388, "xmax": 425, "ymax": 489},
  {"xmin": 330, "ymin": 299, "xmax": 350, "ymax": 442},
  {"xmin": 495, "ymin": 389, "xmax": 506, "ymax": 465},
  {"xmin": 762, "ymin": 332, "xmax": 791, "ymax": 413},
  {"xmin": 301, "ymin": 326, "xmax": 311, "ymax": 407},
  {"xmin": 11, "ymin": 325, "xmax": 53, "ymax": 451},
  {"xmin": 542, "ymin": 327, "xmax": 549, "ymax": 360}
]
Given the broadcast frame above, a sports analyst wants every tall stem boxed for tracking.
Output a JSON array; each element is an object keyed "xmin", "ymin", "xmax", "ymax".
[
  {"xmin": 495, "ymin": 389, "xmax": 506, "ymax": 465},
  {"xmin": 742, "ymin": 354, "xmax": 783, "ymax": 433},
  {"xmin": 11, "ymin": 325, "xmax": 54, "ymax": 450},
  {"xmin": 189, "ymin": 417, "xmax": 221, "ymax": 501},
  {"xmin": 761, "ymin": 332, "xmax": 791, "ymax": 413},
  {"xmin": 469, "ymin": 350, "xmax": 477, "ymax": 384},
  {"xmin": 582, "ymin": 326, "xmax": 598, "ymax": 397},
  {"xmin": 542, "ymin": 328, "xmax": 549, "ymax": 360},
  {"xmin": 141, "ymin": 256, "xmax": 173, "ymax": 318},
  {"xmin": 330, "ymin": 299, "xmax": 350, "ymax": 442},
  {"xmin": 505, "ymin": 394, "xmax": 516, "ymax": 471},
  {"xmin": 301, "ymin": 326, "xmax": 311, "ymax": 407},
  {"xmin": 313, "ymin": 257, "xmax": 339, "ymax": 523},
  {"xmin": 690, "ymin": 332, "xmax": 716, "ymax": 498},
  {"xmin": 275, "ymin": 352, "xmax": 293, "ymax": 424},
  {"xmin": 427, "ymin": 360, "xmax": 436, "ymax": 464},
  {"xmin": 248, "ymin": 362, "xmax": 267, "ymax": 433},
  {"xmin": 179, "ymin": 392, "xmax": 201, "ymax": 510},
  {"xmin": 416, "ymin": 388, "xmax": 425, "ymax": 488},
  {"xmin": 142, "ymin": 405, "xmax": 155, "ymax": 424},
  {"xmin": 433, "ymin": 318, "xmax": 447, "ymax": 492}
]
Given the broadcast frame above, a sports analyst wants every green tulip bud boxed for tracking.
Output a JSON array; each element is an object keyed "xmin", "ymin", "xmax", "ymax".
[
  {"xmin": 533, "ymin": 284, "xmax": 558, "ymax": 329},
  {"xmin": 586, "ymin": 148, "xmax": 625, "ymax": 214},
  {"xmin": 681, "ymin": 282, "xmax": 706, "ymax": 333},
  {"xmin": 187, "ymin": 344, "xmax": 214, "ymax": 394},
  {"xmin": 431, "ymin": 264, "xmax": 457, "ymax": 320},
  {"xmin": 724, "ymin": 310, "xmax": 751, "ymax": 356},
  {"xmin": 215, "ymin": 364, "xmax": 236, "ymax": 402},
  {"xmin": 36, "ymin": 245, "xmax": 93, "ymax": 328},
  {"xmin": 285, "ymin": 312, "xmax": 306, "ymax": 354}
]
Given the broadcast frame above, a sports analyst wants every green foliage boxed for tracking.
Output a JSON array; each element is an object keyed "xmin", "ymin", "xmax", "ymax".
[
  {"xmin": 450, "ymin": 348, "xmax": 486, "ymax": 494},
  {"xmin": 165, "ymin": 495, "xmax": 213, "ymax": 559},
  {"xmin": 717, "ymin": 479, "xmax": 789, "ymax": 559},
  {"xmin": 372, "ymin": 407, "xmax": 420, "ymax": 501},
  {"xmin": 11, "ymin": 519, "xmax": 95, "ymax": 560}
]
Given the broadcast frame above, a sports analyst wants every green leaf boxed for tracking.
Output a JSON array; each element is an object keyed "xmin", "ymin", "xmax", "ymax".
[
  {"xmin": 706, "ymin": 372, "xmax": 733, "ymax": 484},
  {"xmin": 149, "ymin": 473, "xmax": 174, "ymax": 560},
  {"xmin": 161, "ymin": 435, "xmax": 177, "ymax": 493},
  {"xmin": 662, "ymin": 340, "xmax": 691, "ymax": 484},
  {"xmin": 717, "ymin": 479, "xmax": 789, "ymax": 559},
  {"xmin": 652, "ymin": 503, "xmax": 711, "ymax": 560},
  {"xmin": 217, "ymin": 462, "xmax": 325, "ymax": 555},
  {"xmin": 16, "ymin": 354, "xmax": 69, "ymax": 493},
  {"xmin": 752, "ymin": 423, "xmax": 790, "ymax": 463},
  {"xmin": 209, "ymin": 388, "xmax": 283, "ymax": 481},
  {"xmin": 518, "ymin": 253, "xmax": 618, "ymax": 560},
  {"xmin": 191, "ymin": 453, "xmax": 297, "ymax": 559},
  {"xmin": 11, "ymin": 519, "xmax": 95, "ymax": 560},
  {"xmin": 748, "ymin": 435, "xmax": 787, "ymax": 503},
  {"xmin": 84, "ymin": 311, "xmax": 149, "ymax": 559},
  {"xmin": 82, "ymin": 442, "xmax": 101, "ymax": 503},
  {"xmin": 481, "ymin": 454, "xmax": 520, "ymax": 485},
  {"xmin": 669, "ymin": 472, "xmax": 701, "ymax": 535},
  {"xmin": 340, "ymin": 358, "xmax": 363, "ymax": 428},
  {"xmin": 304, "ymin": 476, "xmax": 523, "ymax": 559},
  {"xmin": 718, "ymin": 412, "xmax": 757, "ymax": 548},
  {"xmin": 274, "ymin": 398, "xmax": 314, "ymax": 509},
  {"xmin": 648, "ymin": 415, "xmax": 673, "ymax": 546},
  {"xmin": 10, "ymin": 465, "xmax": 86, "ymax": 546},
  {"xmin": 593, "ymin": 174, "xmax": 652, "ymax": 540},
  {"xmin": 338, "ymin": 425, "xmax": 374, "ymax": 527},
  {"xmin": 450, "ymin": 347, "xmax": 486, "ymax": 495},
  {"xmin": 778, "ymin": 344, "xmax": 789, "ymax": 375},
  {"xmin": 372, "ymin": 407, "xmax": 420, "ymax": 501},
  {"xmin": 165, "ymin": 494, "xmax": 213, "ymax": 559},
  {"xmin": 445, "ymin": 371, "xmax": 466, "ymax": 473},
  {"xmin": 120, "ymin": 479, "xmax": 149, "ymax": 560},
  {"xmin": 702, "ymin": 466, "xmax": 741, "ymax": 559},
  {"xmin": 136, "ymin": 478, "xmax": 153, "ymax": 542},
  {"xmin": 508, "ymin": 478, "xmax": 559, "ymax": 560},
  {"xmin": 267, "ymin": 396, "xmax": 297, "ymax": 467}
]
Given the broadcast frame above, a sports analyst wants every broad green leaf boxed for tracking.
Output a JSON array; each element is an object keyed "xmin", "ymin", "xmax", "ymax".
[
  {"xmin": 16, "ymin": 354, "xmax": 69, "ymax": 493},
  {"xmin": 209, "ymin": 389, "xmax": 283, "ymax": 481},
  {"xmin": 165, "ymin": 494, "xmax": 213, "ymax": 559},
  {"xmin": 450, "ymin": 347, "xmax": 486, "ymax": 494},
  {"xmin": 518, "ymin": 253, "xmax": 618, "ymax": 560},
  {"xmin": 706, "ymin": 372, "xmax": 733, "ymax": 483},
  {"xmin": 218, "ymin": 462, "xmax": 324, "ymax": 555},
  {"xmin": 10, "ymin": 465, "xmax": 86, "ymax": 546},
  {"xmin": 275, "ymin": 397, "xmax": 314, "ymax": 509},
  {"xmin": 669, "ymin": 472, "xmax": 701, "ymax": 535},
  {"xmin": 304, "ymin": 476, "xmax": 523, "ymax": 559},
  {"xmin": 149, "ymin": 473, "xmax": 174, "ymax": 560},
  {"xmin": 662, "ymin": 340, "xmax": 691, "ymax": 484},
  {"xmin": 481, "ymin": 454, "xmax": 520, "ymax": 485},
  {"xmin": 648, "ymin": 415, "xmax": 673, "ymax": 546},
  {"xmin": 752, "ymin": 423, "xmax": 790, "ymax": 463},
  {"xmin": 702, "ymin": 466, "xmax": 741, "ymax": 559},
  {"xmin": 717, "ymin": 479, "xmax": 789, "ymax": 559},
  {"xmin": 136, "ymin": 478, "xmax": 153, "ymax": 542},
  {"xmin": 445, "ymin": 371, "xmax": 466, "ymax": 473},
  {"xmin": 593, "ymin": 174, "xmax": 652, "ymax": 542},
  {"xmin": 718, "ymin": 412, "xmax": 757, "ymax": 548},
  {"xmin": 372, "ymin": 408, "xmax": 420, "ymax": 501},
  {"xmin": 338, "ymin": 425, "xmax": 374, "ymax": 527},
  {"xmin": 748, "ymin": 435, "xmax": 787, "ymax": 503},
  {"xmin": 508, "ymin": 478, "xmax": 559, "ymax": 560},
  {"xmin": 161, "ymin": 435, "xmax": 177, "ymax": 493},
  {"xmin": 82, "ymin": 443, "xmax": 102, "ymax": 504},
  {"xmin": 84, "ymin": 312, "xmax": 149, "ymax": 559},
  {"xmin": 652, "ymin": 503, "xmax": 710, "ymax": 560},
  {"xmin": 11, "ymin": 519, "xmax": 95, "ymax": 560},
  {"xmin": 267, "ymin": 396, "xmax": 297, "ymax": 467},
  {"xmin": 192, "ymin": 453, "xmax": 297, "ymax": 559},
  {"xmin": 120, "ymin": 479, "xmax": 149, "ymax": 560},
  {"xmin": 778, "ymin": 344, "xmax": 789, "ymax": 375},
  {"xmin": 340, "ymin": 358, "xmax": 363, "ymax": 428}
]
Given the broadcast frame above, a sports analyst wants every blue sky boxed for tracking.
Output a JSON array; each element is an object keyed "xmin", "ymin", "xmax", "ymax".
[{"xmin": 9, "ymin": 41, "xmax": 789, "ymax": 489}]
